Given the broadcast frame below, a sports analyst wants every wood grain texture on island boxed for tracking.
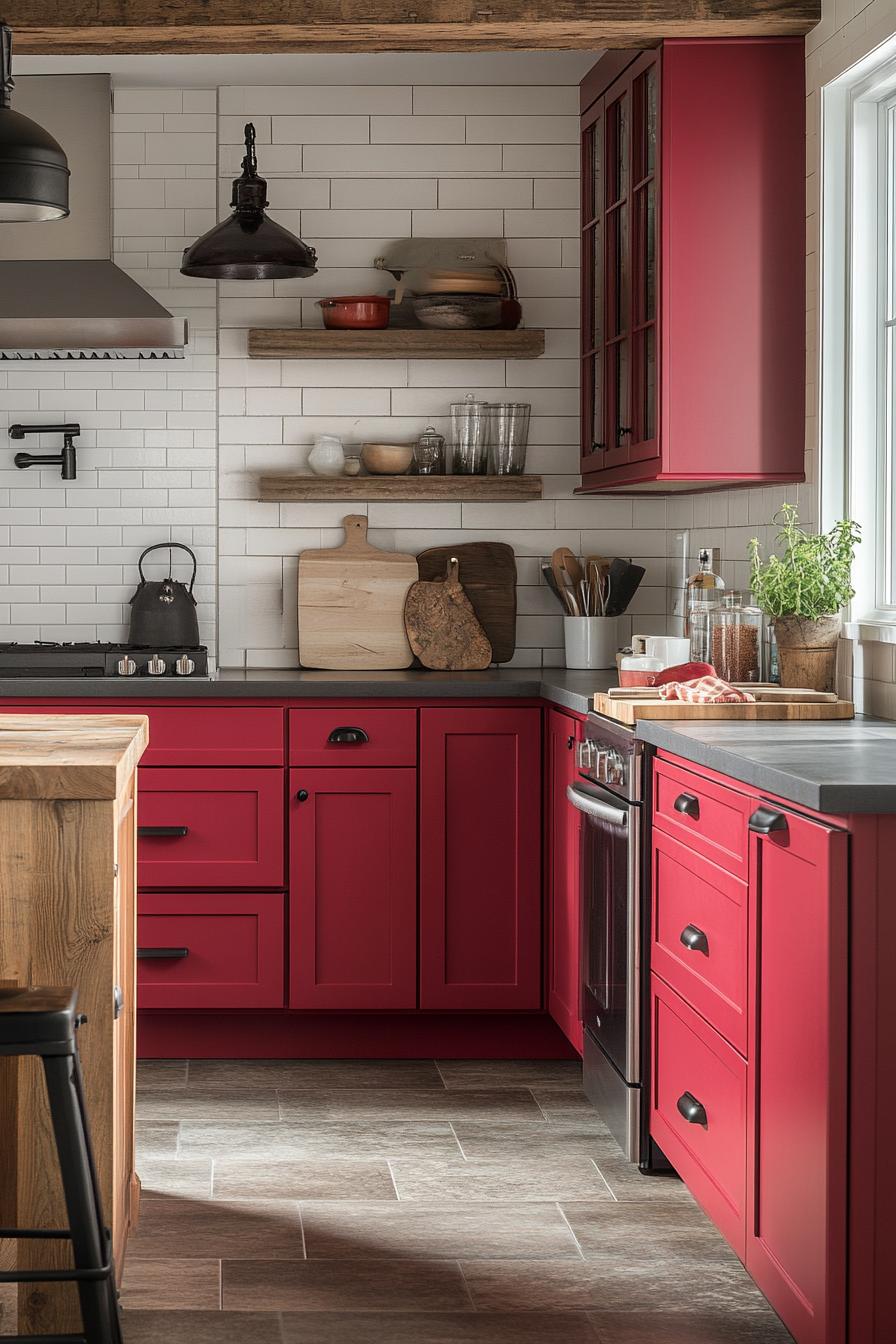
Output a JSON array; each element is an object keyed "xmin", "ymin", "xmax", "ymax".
[{"xmin": 0, "ymin": 713, "xmax": 147, "ymax": 1336}]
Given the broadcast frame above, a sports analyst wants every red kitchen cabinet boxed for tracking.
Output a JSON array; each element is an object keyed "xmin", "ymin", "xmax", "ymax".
[
  {"xmin": 419, "ymin": 706, "xmax": 542, "ymax": 1011},
  {"xmin": 579, "ymin": 39, "xmax": 805, "ymax": 492},
  {"xmin": 746, "ymin": 802, "xmax": 848, "ymax": 1344},
  {"xmin": 137, "ymin": 767, "xmax": 285, "ymax": 888},
  {"xmin": 137, "ymin": 892, "xmax": 285, "ymax": 1009},
  {"xmin": 288, "ymin": 767, "xmax": 417, "ymax": 1010},
  {"xmin": 547, "ymin": 709, "xmax": 584, "ymax": 1051}
]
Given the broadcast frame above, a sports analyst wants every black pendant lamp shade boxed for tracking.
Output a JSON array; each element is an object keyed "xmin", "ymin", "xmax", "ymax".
[
  {"xmin": 0, "ymin": 24, "xmax": 69, "ymax": 222},
  {"xmin": 181, "ymin": 123, "xmax": 317, "ymax": 280}
]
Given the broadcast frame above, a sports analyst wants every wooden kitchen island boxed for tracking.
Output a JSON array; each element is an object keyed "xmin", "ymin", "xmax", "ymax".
[{"xmin": 0, "ymin": 714, "xmax": 148, "ymax": 1337}]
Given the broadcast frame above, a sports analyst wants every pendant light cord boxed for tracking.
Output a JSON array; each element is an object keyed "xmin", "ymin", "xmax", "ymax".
[{"xmin": 1, "ymin": 25, "xmax": 14, "ymax": 111}]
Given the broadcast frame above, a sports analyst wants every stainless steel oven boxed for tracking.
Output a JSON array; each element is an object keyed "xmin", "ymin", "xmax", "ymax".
[{"xmin": 567, "ymin": 712, "xmax": 666, "ymax": 1169}]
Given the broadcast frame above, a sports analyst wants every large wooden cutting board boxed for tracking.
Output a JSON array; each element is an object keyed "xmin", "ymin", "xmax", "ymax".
[
  {"xmin": 594, "ymin": 693, "xmax": 855, "ymax": 723},
  {"xmin": 415, "ymin": 542, "xmax": 517, "ymax": 664},
  {"xmin": 298, "ymin": 515, "xmax": 418, "ymax": 669}
]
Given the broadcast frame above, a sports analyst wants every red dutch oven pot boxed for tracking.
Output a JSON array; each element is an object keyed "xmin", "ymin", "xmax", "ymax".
[{"xmin": 316, "ymin": 295, "xmax": 391, "ymax": 329}]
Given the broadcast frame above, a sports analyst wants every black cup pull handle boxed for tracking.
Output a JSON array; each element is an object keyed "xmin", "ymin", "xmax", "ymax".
[
  {"xmin": 749, "ymin": 806, "xmax": 789, "ymax": 835},
  {"xmin": 138, "ymin": 825, "xmax": 189, "ymax": 837},
  {"xmin": 137, "ymin": 947, "xmax": 189, "ymax": 959},
  {"xmin": 677, "ymin": 1091, "xmax": 708, "ymax": 1127},
  {"xmin": 673, "ymin": 793, "xmax": 700, "ymax": 819},
  {"xmin": 680, "ymin": 924, "xmax": 710, "ymax": 956},
  {"xmin": 296, "ymin": 789, "xmax": 309, "ymax": 802},
  {"xmin": 327, "ymin": 726, "xmax": 370, "ymax": 744}
]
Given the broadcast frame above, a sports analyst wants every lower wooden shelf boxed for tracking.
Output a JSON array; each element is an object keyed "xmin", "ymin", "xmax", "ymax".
[
  {"xmin": 258, "ymin": 474, "xmax": 543, "ymax": 502},
  {"xmin": 248, "ymin": 328, "xmax": 545, "ymax": 359}
]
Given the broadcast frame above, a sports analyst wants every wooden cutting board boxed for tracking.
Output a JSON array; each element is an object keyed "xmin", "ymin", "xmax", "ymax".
[
  {"xmin": 594, "ymin": 692, "xmax": 855, "ymax": 723},
  {"xmin": 404, "ymin": 559, "xmax": 493, "ymax": 670},
  {"xmin": 415, "ymin": 542, "xmax": 516, "ymax": 664},
  {"xmin": 298, "ymin": 515, "xmax": 418, "ymax": 669}
]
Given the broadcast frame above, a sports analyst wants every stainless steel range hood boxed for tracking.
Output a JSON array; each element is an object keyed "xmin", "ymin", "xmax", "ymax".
[{"xmin": 0, "ymin": 74, "xmax": 186, "ymax": 359}]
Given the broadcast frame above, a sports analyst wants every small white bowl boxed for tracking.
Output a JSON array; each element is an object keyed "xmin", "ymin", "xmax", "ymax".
[{"xmin": 361, "ymin": 442, "xmax": 414, "ymax": 475}]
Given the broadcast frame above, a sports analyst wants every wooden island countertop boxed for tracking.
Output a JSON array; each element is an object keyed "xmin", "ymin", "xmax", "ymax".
[{"xmin": 0, "ymin": 712, "xmax": 148, "ymax": 1337}]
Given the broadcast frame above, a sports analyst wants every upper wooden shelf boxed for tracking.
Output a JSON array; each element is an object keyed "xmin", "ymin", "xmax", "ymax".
[
  {"xmin": 247, "ymin": 328, "xmax": 546, "ymax": 360},
  {"xmin": 259, "ymin": 475, "xmax": 543, "ymax": 502}
]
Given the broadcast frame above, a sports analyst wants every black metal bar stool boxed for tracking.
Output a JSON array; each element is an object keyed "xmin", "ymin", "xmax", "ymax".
[{"xmin": 0, "ymin": 986, "xmax": 123, "ymax": 1344}]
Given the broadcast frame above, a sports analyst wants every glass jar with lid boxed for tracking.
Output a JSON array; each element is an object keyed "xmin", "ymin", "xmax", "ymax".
[
  {"xmin": 685, "ymin": 548, "xmax": 725, "ymax": 663},
  {"xmin": 413, "ymin": 425, "xmax": 445, "ymax": 476},
  {"xmin": 708, "ymin": 592, "xmax": 763, "ymax": 683}
]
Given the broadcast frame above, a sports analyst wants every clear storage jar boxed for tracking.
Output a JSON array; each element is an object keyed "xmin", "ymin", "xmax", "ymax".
[{"xmin": 708, "ymin": 593, "xmax": 763, "ymax": 683}]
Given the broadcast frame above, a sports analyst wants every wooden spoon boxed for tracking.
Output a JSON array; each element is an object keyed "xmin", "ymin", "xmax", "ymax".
[
  {"xmin": 551, "ymin": 550, "xmax": 578, "ymax": 615},
  {"xmin": 556, "ymin": 546, "xmax": 585, "ymax": 589}
]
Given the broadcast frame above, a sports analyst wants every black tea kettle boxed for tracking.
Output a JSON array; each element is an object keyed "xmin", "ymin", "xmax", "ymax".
[{"xmin": 128, "ymin": 543, "xmax": 200, "ymax": 647}]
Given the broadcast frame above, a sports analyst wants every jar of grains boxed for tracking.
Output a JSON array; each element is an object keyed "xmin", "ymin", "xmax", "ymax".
[{"xmin": 709, "ymin": 593, "xmax": 763, "ymax": 683}]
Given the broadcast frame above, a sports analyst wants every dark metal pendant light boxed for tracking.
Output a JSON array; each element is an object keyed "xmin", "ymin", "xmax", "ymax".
[
  {"xmin": 181, "ymin": 123, "xmax": 317, "ymax": 280},
  {"xmin": 0, "ymin": 24, "xmax": 69, "ymax": 222}
]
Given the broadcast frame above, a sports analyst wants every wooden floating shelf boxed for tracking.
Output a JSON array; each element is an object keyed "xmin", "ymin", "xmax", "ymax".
[
  {"xmin": 258, "ymin": 475, "xmax": 544, "ymax": 502},
  {"xmin": 247, "ymin": 328, "xmax": 546, "ymax": 360}
]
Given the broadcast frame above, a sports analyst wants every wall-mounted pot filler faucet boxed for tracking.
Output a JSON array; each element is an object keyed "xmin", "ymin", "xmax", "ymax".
[{"xmin": 9, "ymin": 423, "xmax": 80, "ymax": 479}]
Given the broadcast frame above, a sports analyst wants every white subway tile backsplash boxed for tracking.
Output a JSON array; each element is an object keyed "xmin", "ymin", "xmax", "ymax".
[
  {"xmin": 502, "ymin": 144, "xmax": 580, "ymax": 173},
  {"xmin": 302, "ymin": 144, "xmax": 503, "ymax": 174},
  {"xmin": 437, "ymin": 178, "xmax": 534, "ymax": 209},
  {"xmin": 371, "ymin": 115, "xmax": 465, "ymax": 143},
  {"xmin": 410, "ymin": 208, "xmax": 504, "ymax": 237},
  {"xmin": 413, "ymin": 87, "xmax": 577, "ymax": 116},
  {"xmin": 220, "ymin": 87, "xmax": 413, "ymax": 116},
  {"xmin": 273, "ymin": 115, "xmax": 371, "ymax": 144}
]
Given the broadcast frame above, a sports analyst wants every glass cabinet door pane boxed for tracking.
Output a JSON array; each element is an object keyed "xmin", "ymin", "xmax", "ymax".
[
  {"xmin": 592, "ymin": 354, "xmax": 604, "ymax": 451},
  {"xmin": 645, "ymin": 179, "xmax": 656, "ymax": 321},
  {"xmin": 610, "ymin": 205, "xmax": 628, "ymax": 339},
  {"xmin": 609, "ymin": 94, "xmax": 629, "ymax": 205},
  {"xmin": 643, "ymin": 326, "xmax": 656, "ymax": 442},
  {"xmin": 611, "ymin": 341, "xmax": 630, "ymax": 446},
  {"xmin": 645, "ymin": 68, "xmax": 657, "ymax": 177},
  {"xmin": 593, "ymin": 220, "xmax": 603, "ymax": 349},
  {"xmin": 593, "ymin": 116, "xmax": 603, "ymax": 225}
]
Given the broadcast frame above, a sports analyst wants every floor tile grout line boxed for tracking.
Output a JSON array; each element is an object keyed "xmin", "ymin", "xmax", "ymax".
[
  {"xmin": 448, "ymin": 1122, "xmax": 469, "ymax": 1161},
  {"xmin": 386, "ymin": 1158, "xmax": 402, "ymax": 1201},
  {"xmin": 557, "ymin": 1201, "xmax": 588, "ymax": 1259},
  {"xmin": 589, "ymin": 1157, "xmax": 618, "ymax": 1202},
  {"xmin": 433, "ymin": 1057, "xmax": 450, "ymax": 1090},
  {"xmin": 455, "ymin": 1256, "xmax": 479, "ymax": 1312},
  {"xmin": 298, "ymin": 1200, "xmax": 308, "ymax": 1259}
]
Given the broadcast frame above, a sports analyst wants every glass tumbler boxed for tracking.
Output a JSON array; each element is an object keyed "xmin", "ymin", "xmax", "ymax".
[
  {"xmin": 489, "ymin": 402, "xmax": 531, "ymax": 475},
  {"xmin": 413, "ymin": 425, "xmax": 445, "ymax": 476},
  {"xmin": 450, "ymin": 397, "xmax": 490, "ymax": 475}
]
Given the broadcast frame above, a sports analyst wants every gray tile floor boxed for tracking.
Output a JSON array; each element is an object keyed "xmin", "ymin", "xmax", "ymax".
[{"xmin": 122, "ymin": 1059, "xmax": 794, "ymax": 1343}]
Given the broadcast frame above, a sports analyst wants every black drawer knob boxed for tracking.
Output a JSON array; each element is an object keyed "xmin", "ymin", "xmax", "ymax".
[
  {"xmin": 673, "ymin": 793, "xmax": 700, "ymax": 819},
  {"xmin": 137, "ymin": 947, "xmax": 189, "ymax": 959},
  {"xmin": 680, "ymin": 924, "xmax": 710, "ymax": 956},
  {"xmin": 677, "ymin": 1091, "xmax": 708, "ymax": 1127},
  {"xmin": 327, "ymin": 726, "xmax": 369, "ymax": 744},
  {"xmin": 138, "ymin": 826, "xmax": 188, "ymax": 837},
  {"xmin": 748, "ymin": 806, "xmax": 788, "ymax": 835},
  {"xmin": 296, "ymin": 789, "xmax": 309, "ymax": 802}
]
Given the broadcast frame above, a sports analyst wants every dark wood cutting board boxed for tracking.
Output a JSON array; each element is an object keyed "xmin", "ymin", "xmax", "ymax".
[{"xmin": 415, "ymin": 542, "xmax": 517, "ymax": 664}]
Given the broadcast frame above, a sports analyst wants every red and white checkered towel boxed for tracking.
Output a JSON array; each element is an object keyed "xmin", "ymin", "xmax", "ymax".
[{"xmin": 657, "ymin": 676, "xmax": 756, "ymax": 704}]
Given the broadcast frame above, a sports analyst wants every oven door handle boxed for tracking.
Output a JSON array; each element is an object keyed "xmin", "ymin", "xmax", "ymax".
[{"xmin": 566, "ymin": 784, "xmax": 629, "ymax": 827}]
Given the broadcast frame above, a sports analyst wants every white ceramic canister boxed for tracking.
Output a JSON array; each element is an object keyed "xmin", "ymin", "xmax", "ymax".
[
  {"xmin": 564, "ymin": 616, "xmax": 618, "ymax": 670},
  {"xmin": 308, "ymin": 434, "xmax": 345, "ymax": 476}
]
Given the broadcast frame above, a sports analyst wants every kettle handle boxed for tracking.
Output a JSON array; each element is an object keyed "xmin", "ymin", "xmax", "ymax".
[{"xmin": 137, "ymin": 542, "xmax": 197, "ymax": 593}]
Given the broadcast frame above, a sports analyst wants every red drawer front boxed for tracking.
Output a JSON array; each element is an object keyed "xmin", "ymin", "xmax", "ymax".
[
  {"xmin": 0, "ymin": 704, "xmax": 285, "ymax": 766},
  {"xmin": 652, "ymin": 828, "xmax": 748, "ymax": 1054},
  {"xmin": 653, "ymin": 757, "xmax": 752, "ymax": 878},
  {"xmin": 289, "ymin": 708, "xmax": 417, "ymax": 767},
  {"xmin": 137, "ymin": 767, "xmax": 284, "ymax": 887},
  {"xmin": 137, "ymin": 893, "xmax": 285, "ymax": 1008},
  {"xmin": 652, "ymin": 976, "xmax": 747, "ymax": 1257}
]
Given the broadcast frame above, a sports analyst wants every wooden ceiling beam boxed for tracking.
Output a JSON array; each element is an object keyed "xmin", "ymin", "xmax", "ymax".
[{"xmin": 6, "ymin": 1, "xmax": 820, "ymax": 55}]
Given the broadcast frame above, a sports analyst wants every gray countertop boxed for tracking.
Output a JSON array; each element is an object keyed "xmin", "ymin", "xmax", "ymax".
[
  {"xmin": 0, "ymin": 667, "xmax": 613, "ymax": 716},
  {"xmin": 634, "ymin": 717, "xmax": 896, "ymax": 814}
]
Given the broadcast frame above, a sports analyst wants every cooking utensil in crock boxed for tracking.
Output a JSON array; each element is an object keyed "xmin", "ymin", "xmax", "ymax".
[
  {"xmin": 316, "ymin": 295, "xmax": 391, "ymax": 329},
  {"xmin": 128, "ymin": 543, "xmax": 200, "ymax": 647}
]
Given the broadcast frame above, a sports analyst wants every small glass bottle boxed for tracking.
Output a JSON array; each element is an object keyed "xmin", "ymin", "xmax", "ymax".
[
  {"xmin": 413, "ymin": 425, "xmax": 445, "ymax": 476},
  {"xmin": 685, "ymin": 548, "xmax": 725, "ymax": 663},
  {"xmin": 709, "ymin": 592, "xmax": 763, "ymax": 683}
]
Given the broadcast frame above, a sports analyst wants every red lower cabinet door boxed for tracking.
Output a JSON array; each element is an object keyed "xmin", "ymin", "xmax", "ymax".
[
  {"xmin": 419, "ymin": 707, "xmax": 542, "ymax": 1010},
  {"xmin": 137, "ymin": 767, "xmax": 285, "ymax": 888},
  {"xmin": 137, "ymin": 892, "xmax": 285, "ymax": 1008},
  {"xmin": 747, "ymin": 804, "xmax": 849, "ymax": 1344},
  {"xmin": 548, "ymin": 709, "xmax": 584, "ymax": 1050},
  {"xmin": 651, "ymin": 975, "xmax": 748, "ymax": 1257},
  {"xmin": 288, "ymin": 767, "xmax": 417, "ymax": 1009}
]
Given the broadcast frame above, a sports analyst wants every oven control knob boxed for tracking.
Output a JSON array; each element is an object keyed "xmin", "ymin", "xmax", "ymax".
[
  {"xmin": 147, "ymin": 655, "xmax": 167, "ymax": 676},
  {"xmin": 116, "ymin": 657, "xmax": 137, "ymax": 677},
  {"xmin": 174, "ymin": 655, "xmax": 195, "ymax": 676}
]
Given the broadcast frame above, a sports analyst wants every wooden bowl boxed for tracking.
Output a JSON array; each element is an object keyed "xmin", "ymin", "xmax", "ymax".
[{"xmin": 360, "ymin": 442, "xmax": 414, "ymax": 475}]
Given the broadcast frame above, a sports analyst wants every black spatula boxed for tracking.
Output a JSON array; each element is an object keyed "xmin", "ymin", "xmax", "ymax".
[{"xmin": 605, "ymin": 558, "xmax": 646, "ymax": 616}]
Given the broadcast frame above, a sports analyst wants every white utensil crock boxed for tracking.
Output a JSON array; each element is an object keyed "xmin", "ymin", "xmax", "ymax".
[{"xmin": 564, "ymin": 616, "xmax": 618, "ymax": 670}]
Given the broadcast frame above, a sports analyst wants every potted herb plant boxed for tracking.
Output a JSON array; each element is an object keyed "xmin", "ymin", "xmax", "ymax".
[{"xmin": 749, "ymin": 504, "xmax": 861, "ymax": 692}]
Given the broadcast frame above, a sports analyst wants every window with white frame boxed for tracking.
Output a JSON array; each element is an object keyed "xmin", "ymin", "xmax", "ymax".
[{"xmin": 823, "ymin": 39, "xmax": 896, "ymax": 631}]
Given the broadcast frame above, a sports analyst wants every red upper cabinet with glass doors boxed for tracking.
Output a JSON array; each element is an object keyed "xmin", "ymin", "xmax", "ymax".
[{"xmin": 580, "ymin": 39, "xmax": 806, "ymax": 492}]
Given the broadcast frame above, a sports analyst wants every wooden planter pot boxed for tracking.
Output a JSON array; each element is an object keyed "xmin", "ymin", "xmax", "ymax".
[{"xmin": 773, "ymin": 614, "xmax": 842, "ymax": 693}]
